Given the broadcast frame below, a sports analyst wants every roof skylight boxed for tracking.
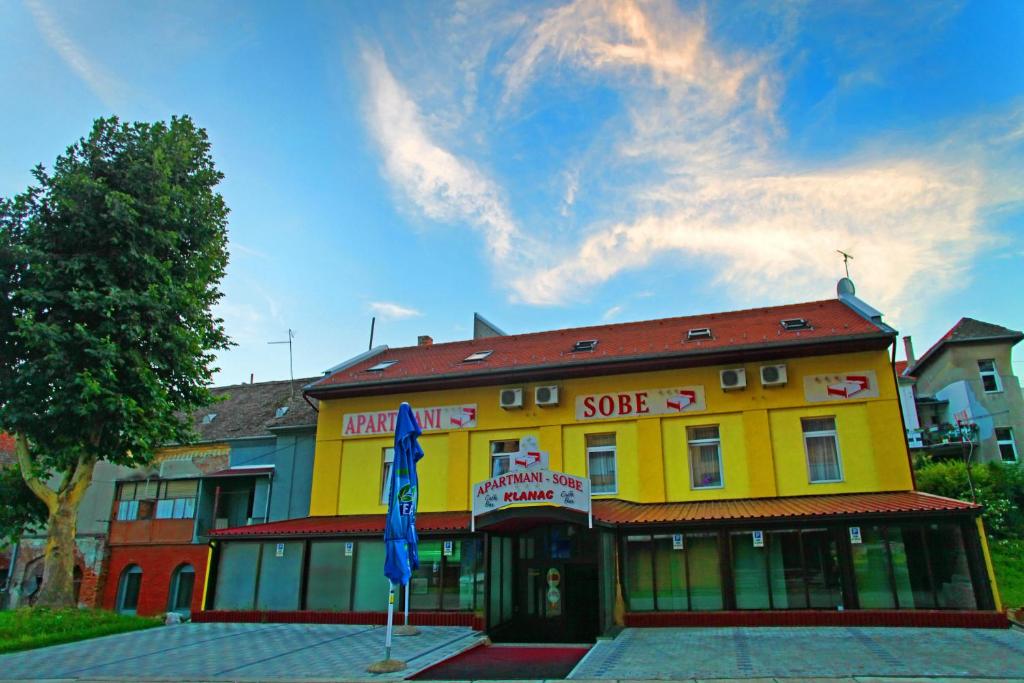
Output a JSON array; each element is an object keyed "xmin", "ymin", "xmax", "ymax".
[
  {"xmin": 464, "ymin": 350, "xmax": 493, "ymax": 362},
  {"xmin": 686, "ymin": 328, "xmax": 713, "ymax": 341},
  {"xmin": 572, "ymin": 339, "xmax": 598, "ymax": 352},
  {"xmin": 275, "ymin": 406, "xmax": 289, "ymax": 418},
  {"xmin": 367, "ymin": 360, "xmax": 399, "ymax": 372},
  {"xmin": 781, "ymin": 318, "xmax": 810, "ymax": 330},
  {"xmin": 202, "ymin": 413, "xmax": 218, "ymax": 424}
]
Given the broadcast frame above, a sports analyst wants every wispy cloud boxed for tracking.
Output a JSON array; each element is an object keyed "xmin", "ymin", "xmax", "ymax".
[
  {"xmin": 24, "ymin": 0, "xmax": 125, "ymax": 107},
  {"xmin": 361, "ymin": 46, "xmax": 525, "ymax": 262},
  {"xmin": 602, "ymin": 304, "xmax": 624, "ymax": 321},
  {"xmin": 358, "ymin": 0, "xmax": 1021, "ymax": 319},
  {"xmin": 369, "ymin": 301, "xmax": 423, "ymax": 320}
]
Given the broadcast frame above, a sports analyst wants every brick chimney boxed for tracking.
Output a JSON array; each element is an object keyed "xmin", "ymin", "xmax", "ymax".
[
  {"xmin": 903, "ymin": 336, "xmax": 915, "ymax": 364},
  {"xmin": 418, "ymin": 335, "xmax": 433, "ymax": 347}
]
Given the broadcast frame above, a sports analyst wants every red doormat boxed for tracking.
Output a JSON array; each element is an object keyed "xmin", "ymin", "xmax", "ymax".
[{"xmin": 412, "ymin": 644, "xmax": 590, "ymax": 680}]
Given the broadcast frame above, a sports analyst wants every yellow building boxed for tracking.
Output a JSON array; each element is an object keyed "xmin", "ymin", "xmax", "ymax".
[{"xmin": 203, "ymin": 283, "xmax": 1002, "ymax": 638}]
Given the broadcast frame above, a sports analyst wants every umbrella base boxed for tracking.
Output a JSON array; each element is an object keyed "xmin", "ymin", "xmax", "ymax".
[
  {"xmin": 395, "ymin": 625, "xmax": 421, "ymax": 636},
  {"xmin": 367, "ymin": 659, "xmax": 407, "ymax": 673}
]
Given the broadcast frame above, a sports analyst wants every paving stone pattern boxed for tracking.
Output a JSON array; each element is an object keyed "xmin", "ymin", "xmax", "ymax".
[
  {"xmin": 569, "ymin": 627, "xmax": 1024, "ymax": 680},
  {"xmin": 0, "ymin": 622, "xmax": 481, "ymax": 681}
]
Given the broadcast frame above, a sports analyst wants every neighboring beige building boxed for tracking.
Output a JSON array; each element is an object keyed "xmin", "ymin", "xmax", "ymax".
[{"xmin": 898, "ymin": 318, "xmax": 1024, "ymax": 464}]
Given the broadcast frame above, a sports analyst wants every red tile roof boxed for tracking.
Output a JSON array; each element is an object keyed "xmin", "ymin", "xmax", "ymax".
[
  {"xmin": 210, "ymin": 492, "xmax": 975, "ymax": 538},
  {"xmin": 209, "ymin": 511, "xmax": 472, "ymax": 538},
  {"xmin": 591, "ymin": 491, "xmax": 977, "ymax": 525},
  {"xmin": 894, "ymin": 360, "xmax": 910, "ymax": 378},
  {"xmin": 308, "ymin": 299, "xmax": 889, "ymax": 397}
]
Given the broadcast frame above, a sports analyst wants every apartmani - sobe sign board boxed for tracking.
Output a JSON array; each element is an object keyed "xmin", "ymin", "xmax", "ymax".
[
  {"xmin": 471, "ymin": 470, "xmax": 591, "ymax": 531},
  {"xmin": 575, "ymin": 386, "xmax": 706, "ymax": 420},
  {"xmin": 803, "ymin": 371, "xmax": 879, "ymax": 403},
  {"xmin": 342, "ymin": 404, "xmax": 477, "ymax": 436}
]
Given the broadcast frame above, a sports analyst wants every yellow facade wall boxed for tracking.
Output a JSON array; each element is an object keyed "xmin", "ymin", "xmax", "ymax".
[{"xmin": 309, "ymin": 348, "xmax": 913, "ymax": 516}]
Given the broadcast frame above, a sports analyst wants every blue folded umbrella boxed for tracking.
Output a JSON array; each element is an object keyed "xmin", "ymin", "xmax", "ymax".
[{"xmin": 384, "ymin": 403, "xmax": 424, "ymax": 586}]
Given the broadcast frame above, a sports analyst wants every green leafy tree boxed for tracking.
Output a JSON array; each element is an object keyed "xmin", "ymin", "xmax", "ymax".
[
  {"xmin": 0, "ymin": 116, "xmax": 231, "ymax": 607},
  {"xmin": 0, "ymin": 465, "xmax": 48, "ymax": 544}
]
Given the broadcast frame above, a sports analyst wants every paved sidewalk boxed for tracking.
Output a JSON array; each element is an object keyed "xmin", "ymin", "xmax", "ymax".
[
  {"xmin": 569, "ymin": 627, "xmax": 1024, "ymax": 680},
  {"xmin": 0, "ymin": 622, "xmax": 482, "ymax": 681}
]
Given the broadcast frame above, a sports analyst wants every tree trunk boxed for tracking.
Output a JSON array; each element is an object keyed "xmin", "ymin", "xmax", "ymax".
[
  {"xmin": 34, "ymin": 502, "xmax": 80, "ymax": 608},
  {"xmin": 31, "ymin": 458, "xmax": 96, "ymax": 609}
]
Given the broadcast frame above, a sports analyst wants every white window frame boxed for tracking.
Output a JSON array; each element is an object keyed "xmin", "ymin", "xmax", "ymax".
[
  {"xmin": 586, "ymin": 434, "xmax": 618, "ymax": 495},
  {"xmin": 380, "ymin": 447, "xmax": 395, "ymax": 505},
  {"xmin": 978, "ymin": 359, "xmax": 1003, "ymax": 393},
  {"xmin": 802, "ymin": 416, "xmax": 844, "ymax": 484},
  {"xmin": 996, "ymin": 427, "xmax": 1018, "ymax": 463},
  {"xmin": 490, "ymin": 439, "xmax": 519, "ymax": 477},
  {"xmin": 687, "ymin": 425, "xmax": 724, "ymax": 490}
]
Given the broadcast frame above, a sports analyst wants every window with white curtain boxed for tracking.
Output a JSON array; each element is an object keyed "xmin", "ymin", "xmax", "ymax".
[
  {"xmin": 380, "ymin": 447, "xmax": 395, "ymax": 504},
  {"xmin": 687, "ymin": 425, "xmax": 723, "ymax": 489},
  {"xmin": 802, "ymin": 417, "xmax": 843, "ymax": 483},
  {"xmin": 586, "ymin": 433, "xmax": 617, "ymax": 494},
  {"xmin": 490, "ymin": 439, "xmax": 519, "ymax": 477}
]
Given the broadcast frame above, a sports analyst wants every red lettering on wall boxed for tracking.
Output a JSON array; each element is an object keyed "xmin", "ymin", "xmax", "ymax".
[
  {"xmin": 598, "ymin": 395, "xmax": 614, "ymax": 416},
  {"xmin": 582, "ymin": 396, "xmax": 596, "ymax": 418},
  {"xmin": 618, "ymin": 394, "xmax": 632, "ymax": 415},
  {"xmin": 636, "ymin": 392, "xmax": 649, "ymax": 414}
]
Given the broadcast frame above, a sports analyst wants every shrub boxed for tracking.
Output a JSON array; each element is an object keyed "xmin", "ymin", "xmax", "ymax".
[{"xmin": 915, "ymin": 458, "xmax": 1024, "ymax": 540}]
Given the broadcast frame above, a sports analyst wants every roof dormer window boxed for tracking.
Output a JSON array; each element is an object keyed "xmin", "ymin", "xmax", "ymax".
[
  {"xmin": 686, "ymin": 328, "xmax": 712, "ymax": 341},
  {"xmin": 367, "ymin": 360, "xmax": 399, "ymax": 372},
  {"xmin": 202, "ymin": 413, "xmax": 217, "ymax": 424},
  {"xmin": 464, "ymin": 350, "xmax": 493, "ymax": 362},
  {"xmin": 572, "ymin": 339, "xmax": 598, "ymax": 352},
  {"xmin": 275, "ymin": 406, "xmax": 289, "ymax": 418},
  {"xmin": 781, "ymin": 318, "xmax": 810, "ymax": 330}
]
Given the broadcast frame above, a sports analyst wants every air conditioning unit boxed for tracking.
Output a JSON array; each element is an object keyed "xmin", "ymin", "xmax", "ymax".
[
  {"xmin": 760, "ymin": 364, "xmax": 788, "ymax": 387},
  {"xmin": 535, "ymin": 385, "xmax": 560, "ymax": 407},
  {"xmin": 720, "ymin": 368, "xmax": 747, "ymax": 390},
  {"xmin": 499, "ymin": 387, "xmax": 523, "ymax": 409}
]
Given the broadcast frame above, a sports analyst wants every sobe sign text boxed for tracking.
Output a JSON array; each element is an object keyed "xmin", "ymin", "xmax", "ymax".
[{"xmin": 575, "ymin": 385, "xmax": 706, "ymax": 420}]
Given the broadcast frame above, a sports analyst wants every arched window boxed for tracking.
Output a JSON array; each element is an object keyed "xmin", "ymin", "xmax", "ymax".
[
  {"xmin": 167, "ymin": 564, "xmax": 195, "ymax": 617},
  {"xmin": 116, "ymin": 565, "xmax": 142, "ymax": 615}
]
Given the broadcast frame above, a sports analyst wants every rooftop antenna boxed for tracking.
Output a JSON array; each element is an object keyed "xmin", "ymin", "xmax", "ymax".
[
  {"xmin": 368, "ymin": 316, "xmax": 376, "ymax": 351},
  {"xmin": 268, "ymin": 328, "xmax": 295, "ymax": 396},
  {"xmin": 836, "ymin": 250, "xmax": 854, "ymax": 278}
]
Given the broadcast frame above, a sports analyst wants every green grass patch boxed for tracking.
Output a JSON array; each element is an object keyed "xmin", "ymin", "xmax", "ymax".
[
  {"xmin": 0, "ymin": 608, "xmax": 161, "ymax": 654},
  {"xmin": 990, "ymin": 539, "xmax": 1024, "ymax": 609}
]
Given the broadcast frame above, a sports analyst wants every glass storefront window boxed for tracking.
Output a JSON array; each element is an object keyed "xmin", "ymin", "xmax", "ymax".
[
  {"xmin": 802, "ymin": 529, "xmax": 843, "ymax": 609},
  {"xmin": 256, "ymin": 541, "xmax": 304, "ymax": 611},
  {"xmin": 214, "ymin": 543, "xmax": 259, "ymax": 610},
  {"xmin": 852, "ymin": 525, "xmax": 896, "ymax": 608},
  {"xmin": 410, "ymin": 541, "xmax": 444, "ymax": 610},
  {"xmin": 353, "ymin": 541, "xmax": 390, "ymax": 611},
  {"xmin": 654, "ymin": 535, "xmax": 688, "ymax": 610},
  {"xmin": 687, "ymin": 533, "xmax": 723, "ymax": 610},
  {"xmin": 926, "ymin": 524, "xmax": 977, "ymax": 609},
  {"xmin": 731, "ymin": 532, "xmax": 770, "ymax": 609},
  {"xmin": 306, "ymin": 541, "xmax": 354, "ymax": 611},
  {"xmin": 625, "ymin": 535, "xmax": 654, "ymax": 611}
]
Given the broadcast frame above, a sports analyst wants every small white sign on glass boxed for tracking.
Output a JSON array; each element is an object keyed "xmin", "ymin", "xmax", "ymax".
[
  {"xmin": 344, "ymin": 542, "xmax": 354, "ymax": 556},
  {"xmin": 275, "ymin": 542, "xmax": 285, "ymax": 557},
  {"xmin": 849, "ymin": 526, "xmax": 863, "ymax": 544},
  {"xmin": 443, "ymin": 540, "xmax": 453, "ymax": 556},
  {"xmin": 752, "ymin": 530, "xmax": 764, "ymax": 548},
  {"xmin": 672, "ymin": 533, "xmax": 684, "ymax": 550}
]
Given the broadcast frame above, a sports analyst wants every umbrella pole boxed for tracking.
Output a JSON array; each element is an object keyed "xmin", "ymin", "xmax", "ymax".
[
  {"xmin": 385, "ymin": 581, "xmax": 395, "ymax": 660},
  {"xmin": 404, "ymin": 575, "xmax": 410, "ymax": 626}
]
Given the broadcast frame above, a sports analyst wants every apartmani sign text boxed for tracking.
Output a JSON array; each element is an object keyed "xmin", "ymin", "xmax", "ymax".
[
  {"xmin": 471, "ymin": 469, "xmax": 592, "ymax": 531},
  {"xmin": 343, "ymin": 404, "xmax": 477, "ymax": 436}
]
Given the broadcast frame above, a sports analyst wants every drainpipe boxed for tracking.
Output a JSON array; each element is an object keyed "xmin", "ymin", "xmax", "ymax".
[
  {"xmin": 263, "ymin": 471, "xmax": 274, "ymax": 524},
  {"xmin": 212, "ymin": 485, "xmax": 221, "ymax": 532}
]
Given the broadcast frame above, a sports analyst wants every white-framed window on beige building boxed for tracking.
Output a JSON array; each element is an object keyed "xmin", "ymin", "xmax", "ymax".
[
  {"xmin": 687, "ymin": 425, "xmax": 723, "ymax": 489},
  {"xmin": 586, "ymin": 433, "xmax": 617, "ymax": 494},
  {"xmin": 996, "ymin": 427, "xmax": 1018, "ymax": 463},
  {"xmin": 490, "ymin": 439, "xmax": 519, "ymax": 477},
  {"xmin": 380, "ymin": 447, "xmax": 395, "ymax": 504},
  {"xmin": 978, "ymin": 359, "xmax": 1003, "ymax": 393},
  {"xmin": 802, "ymin": 417, "xmax": 843, "ymax": 483}
]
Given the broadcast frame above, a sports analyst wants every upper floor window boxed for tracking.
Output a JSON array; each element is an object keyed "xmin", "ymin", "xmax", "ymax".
[
  {"xmin": 490, "ymin": 439, "xmax": 519, "ymax": 477},
  {"xmin": 803, "ymin": 417, "xmax": 843, "ymax": 483},
  {"xmin": 586, "ymin": 433, "xmax": 617, "ymax": 494},
  {"xmin": 380, "ymin": 447, "xmax": 395, "ymax": 505},
  {"xmin": 116, "ymin": 481, "xmax": 157, "ymax": 520},
  {"xmin": 687, "ymin": 425, "xmax": 723, "ymax": 489},
  {"xmin": 996, "ymin": 427, "xmax": 1018, "ymax": 463},
  {"xmin": 978, "ymin": 359, "xmax": 1003, "ymax": 393},
  {"xmin": 154, "ymin": 480, "xmax": 198, "ymax": 520}
]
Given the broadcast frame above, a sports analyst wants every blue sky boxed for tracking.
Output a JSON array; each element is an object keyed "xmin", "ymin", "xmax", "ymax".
[{"xmin": 2, "ymin": 0, "xmax": 1022, "ymax": 384}]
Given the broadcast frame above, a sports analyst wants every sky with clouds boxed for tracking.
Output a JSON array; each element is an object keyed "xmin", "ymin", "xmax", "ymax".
[{"xmin": 2, "ymin": 0, "xmax": 1022, "ymax": 384}]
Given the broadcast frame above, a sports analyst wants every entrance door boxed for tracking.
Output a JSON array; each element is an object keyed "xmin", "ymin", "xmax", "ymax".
[{"xmin": 488, "ymin": 523, "xmax": 601, "ymax": 643}]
